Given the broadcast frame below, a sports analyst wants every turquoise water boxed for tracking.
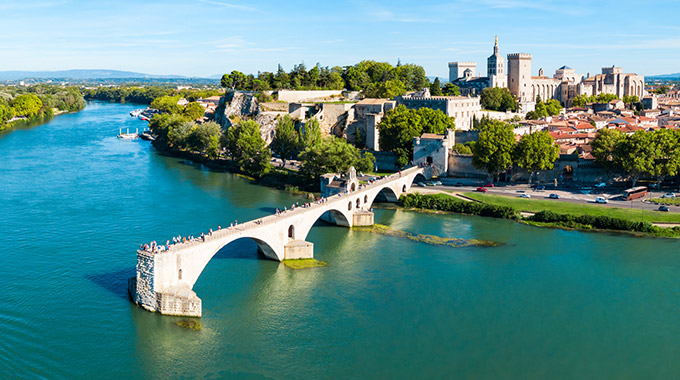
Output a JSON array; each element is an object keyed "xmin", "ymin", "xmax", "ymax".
[{"xmin": 1, "ymin": 102, "xmax": 680, "ymax": 379}]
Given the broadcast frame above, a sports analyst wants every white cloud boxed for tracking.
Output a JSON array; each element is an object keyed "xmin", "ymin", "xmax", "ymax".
[{"xmin": 196, "ymin": 0, "xmax": 256, "ymax": 11}]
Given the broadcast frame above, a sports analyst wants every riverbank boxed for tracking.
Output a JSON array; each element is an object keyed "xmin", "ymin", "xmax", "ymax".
[{"xmin": 400, "ymin": 192, "xmax": 680, "ymax": 238}]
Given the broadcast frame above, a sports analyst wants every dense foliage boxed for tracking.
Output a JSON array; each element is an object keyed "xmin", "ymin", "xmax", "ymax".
[
  {"xmin": 83, "ymin": 86, "xmax": 221, "ymax": 104},
  {"xmin": 399, "ymin": 193, "xmax": 517, "ymax": 219},
  {"xmin": 224, "ymin": 120, "xmax": 271, "ymax": 176},
  {"xmin": 526, "ymin": 97, "xmax": 562, "ymax": 119},
  {"xmin": 0, "ymin": 85, "xmax": 85, "ymax": 129},
  {"xmin": 220, "ymin": 60, "xmax": 429, "ymax": 96},
  {"xmin": 298, "ymin": 137, "xmax": 375, "ymax": 180},
  {"xmin": 377, "ymin": 105, "xmax": 455, "ymax": 167},
  {"xmin": 590, "ymin": 128, "xmax": 680, "ymax": 187},
  {"xmin": 529, "ymin": 210, "xmax": 658, "ymax": 233},
  {"xmin": 513, "ymin": 130, "xmax": 560, "ymax": 183},
  {"xmin": 480, "ymin": 87, "xmax": 517, "ymax": 112},
  {"xmin": 571, "ymin": 93, "xmax": 621, "ymax": 107},
  {"xmin": 471, "ymin": 119, "xmax": 516, "ymax": 180}
]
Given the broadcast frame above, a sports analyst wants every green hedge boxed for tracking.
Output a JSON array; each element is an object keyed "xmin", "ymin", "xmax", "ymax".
[
  {"xmin": 399, "ymin": 193, "xmax": 517, "ymax": 219},
  {"xmin": 529, "ymin": 210, "xmax": 657, "ymax": 233}
]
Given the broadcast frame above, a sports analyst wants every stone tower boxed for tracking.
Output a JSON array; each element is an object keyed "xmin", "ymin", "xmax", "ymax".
[
  {"xmin": 507, "ymin": 53, "xmax": 532, "ymax": 102},
  {"xmin": 448, "ymin": 62, "xmax": 476, "ymax": 83},
  {"xmin": 487, "ymin": 36, "xmax": 507, "ymax": 88}
]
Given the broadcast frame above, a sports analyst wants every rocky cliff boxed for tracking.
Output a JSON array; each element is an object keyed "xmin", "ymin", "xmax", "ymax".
[{"xmin": 214, "ymin": 91, "xmax": 283, "ymax": 145}]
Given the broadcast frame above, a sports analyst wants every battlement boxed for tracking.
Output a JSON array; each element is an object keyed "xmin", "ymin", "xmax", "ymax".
[
  {"xmin": 507, "ymin": 53, "xmax": 532, "ymax": 59},
  {"xmin": 448, "ymin": 61, "xmax": 476, "ymax": 67}
]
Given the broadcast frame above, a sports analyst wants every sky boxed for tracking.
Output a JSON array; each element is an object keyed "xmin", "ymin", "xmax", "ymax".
[{"xmin": 1, "ymin": 0, "xmax": 679, "ymax": 78}]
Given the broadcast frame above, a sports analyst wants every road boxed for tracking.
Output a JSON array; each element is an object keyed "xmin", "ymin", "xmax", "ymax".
[{"xmin": 410, "ymin": 182, "xmax": 680, "ymax": 214}]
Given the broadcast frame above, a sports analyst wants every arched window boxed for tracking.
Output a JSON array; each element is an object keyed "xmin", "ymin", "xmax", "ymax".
[
  {"xmin": 288, "ymin": 225, "xmax": 295, "ymax": 239},
  {"xmin": 178, "ymin": 269, "xmax": 182, "ymax": 280},
  {"xmin": 402, "ymin": 185, "xmax": 407, "ymax": 192},
  {"xmin": 356, "ymin": 198, "xmax": 360, "ymax": 208},
  {"xmin": 350, "ymin": 183, "xmax": 356, "ymax": 192},
  {"xmin": 364, "ymin": 195, "xmax": 368, "ymax": 204},
  {"xmin": 348, "ymin": 201, "xmax": 353, "ymax": 210}
]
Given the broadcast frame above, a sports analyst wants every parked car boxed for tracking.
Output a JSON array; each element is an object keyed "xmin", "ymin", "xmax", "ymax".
[
  {"xmin": 658, "ymin": 205, "xmax": 670, "ymax": 212},
  {"xmin": 476, "ymin": 187, "xmax": 488, "ymax": 192},
  {"xmin": 534, "ymin": 185, "xmax": 545, "ymax": 191},
  {"xmin": 417, "ymin": 182, "xmax": 426, "ymax": 187},
  {"xmin": 453, "ymin": 182, "xmax": 464, "ymax": 187},
  {"xmin": 595, "ymin": 197, "xmax": 608, "ymax": 204},
  {"xmin": 433, "ymin": 181, "xmax": 443, "ymax": 186},
  {"xmin": 662, "ymin": 193, "xmax": 676, "ymax": 198},
  {"xmin": 549, "ymin": 193, "xmax": 560, "ymax": 199},
  {"xmin": 483, "ymin": 183, "xmax": 495, "ymax": 187},
  {"xmin": 425, "ymin": 182, "xmax": 436, "ymax": 186},
  {"xmin": 594, "ymin": 182, "xmax": 607, "ymax": 188},
  {"xmin": 520, "ymin": 193, "xmax": 531, "ymax": 198}
]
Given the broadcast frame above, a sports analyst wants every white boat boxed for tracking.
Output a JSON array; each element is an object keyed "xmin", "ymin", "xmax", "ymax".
[
  {"xmin": 130, "ymin": 109, "xmax": 143, "ymax": 117},
  {"xmin": 117, "ymin": 128, "xmax": 139, "ymax": 140}
]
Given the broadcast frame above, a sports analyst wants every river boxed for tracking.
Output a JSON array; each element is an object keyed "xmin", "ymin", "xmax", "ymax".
[{"xmin": 1, "ymin": 102, "xmax": 679, "ymax": 379}]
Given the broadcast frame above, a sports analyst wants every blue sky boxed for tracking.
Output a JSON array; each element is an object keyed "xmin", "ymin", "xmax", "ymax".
[{"xmin": 1, "ymin": 0, "xmax": 678, "ymax": 78}]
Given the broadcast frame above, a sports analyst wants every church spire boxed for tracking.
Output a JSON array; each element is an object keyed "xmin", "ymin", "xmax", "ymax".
[{"xmin": 493, "ymin": 35, "xmax": 499, "ymax": 55}]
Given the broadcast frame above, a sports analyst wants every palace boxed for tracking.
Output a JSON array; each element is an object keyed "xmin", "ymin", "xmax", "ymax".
[{"xmin": 448, "ymin": 37, "xmax": 645, "ymax": 110}]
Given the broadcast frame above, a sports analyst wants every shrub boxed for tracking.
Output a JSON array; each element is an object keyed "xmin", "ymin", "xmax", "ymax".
[{"xmin": 399, "ymin": 193, "xmax": 517, "ymax": 219}]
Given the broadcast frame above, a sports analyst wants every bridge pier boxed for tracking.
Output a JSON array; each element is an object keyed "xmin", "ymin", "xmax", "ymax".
[
  {"xmin": 284, "ymin": 240, "xmax": 314, "ymax": 260},
  {"xmin": 352, "ymin": 211, "xmax": 374, "ymax": 226}
]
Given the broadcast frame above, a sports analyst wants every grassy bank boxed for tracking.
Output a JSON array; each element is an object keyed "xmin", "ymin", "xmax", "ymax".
[
  {"xmin": 282, "ymin": 259, "xmax": 327, "ymax": 269},
  {"xmin": 649, "ymin": 197, "xmax": 680, "ymax": 206},
  {"xmin": 463, "ymin": 192, "xmax": 680, "ymax": 224}
]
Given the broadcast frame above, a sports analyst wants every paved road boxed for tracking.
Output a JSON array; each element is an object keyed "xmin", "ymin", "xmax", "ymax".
[{"xmin": 413, "ymin": 183, "xmax": 680, "ymax": 214}]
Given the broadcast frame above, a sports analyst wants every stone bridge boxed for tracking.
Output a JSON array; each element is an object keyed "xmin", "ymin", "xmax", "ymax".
[{"xmin": 130, "ymin": 166, "xmax": 430, "ymax": 317}]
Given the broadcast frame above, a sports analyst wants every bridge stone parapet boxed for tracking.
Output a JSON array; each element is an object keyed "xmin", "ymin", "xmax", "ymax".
[{"xmin": 131, "ymin": 165, "xmax": 430, "ymax": 317}]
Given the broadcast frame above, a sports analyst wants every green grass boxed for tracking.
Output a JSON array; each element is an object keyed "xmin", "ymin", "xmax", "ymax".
[
  {"xmin": 352, "ymin": 223, "xmax": 500, "ymax": 247},
  {"xmin": 175, "ymin": 319, "xmax": 202, "ymax": 330},
  {"xmin": 282, "ymin": 258, "xmax": 327, "ymax": 269},
  {"xmin": 463, "ymin": 192, "xmax": 680, "ymax": 224},
  {"xmin": 649, "ymin": 197, "xmax": 680, "ymax": 206}
]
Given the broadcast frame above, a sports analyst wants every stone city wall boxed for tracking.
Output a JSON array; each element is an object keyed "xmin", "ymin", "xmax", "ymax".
[{"xmin": 277, "ymin": 90, "xmax": 343, "ymax": 103}]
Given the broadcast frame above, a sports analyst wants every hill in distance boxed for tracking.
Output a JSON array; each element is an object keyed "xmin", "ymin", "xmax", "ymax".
[
  {"xmin": 647, "ymin": 72, "xmax": 680, "ymax": 80},
  {"xmin": 0, "ymin": 69, "xmax": 212, "ymax": 81}
]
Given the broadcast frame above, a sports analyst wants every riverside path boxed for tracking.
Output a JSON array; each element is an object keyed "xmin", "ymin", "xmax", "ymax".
[{"xmin": 130, "ymin": 166, "xmax": 430, "ymax": 317}]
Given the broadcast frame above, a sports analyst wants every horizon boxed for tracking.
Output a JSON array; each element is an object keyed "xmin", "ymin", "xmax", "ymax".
[{"xmin": 1, "ymin": 0, "xmax": 679, "ymax": 78}]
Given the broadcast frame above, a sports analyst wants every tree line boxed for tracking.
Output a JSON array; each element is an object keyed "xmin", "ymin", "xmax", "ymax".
[
  {"xmin": 82, "ymin": 86, "xmax": 222, "ymax": 104},
  {"xmin": 0, "ymin": 85, "xmax": 85, "ymax": 129},
  {"xmin": 220, "ymin": 60, "xmax": 431, "ymax": 99},
  {"xmin": 590, "ymin": 128, "xmax": 680, "ymax": 187}
]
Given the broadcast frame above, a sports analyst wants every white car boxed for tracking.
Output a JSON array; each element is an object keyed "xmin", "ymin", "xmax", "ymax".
[
  {"xmin": 595, "ymin": 197, "xmax": 608, "ymax": 204},
  {"xmin": 662, "ymin": 193, "xmax": 676, "ymax": 198},
  {"xmin": 520, "ymin": 193, "xmax": 531, "ymax": 198}
]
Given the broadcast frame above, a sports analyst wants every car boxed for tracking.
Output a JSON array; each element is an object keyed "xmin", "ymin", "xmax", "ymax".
[
  {"xmin": 662, "ymin": 193, "xmax": 676, "ymax": 199},
  {"xmin": 549, "ymin": 193, "xmax": 560, "ymax": 199},
  {"xmin": 453, "ymin": 182, "xmax": 464, "ymax": 187},
  {"xmin": 658, "ymin": 205, "xmax": 670, "ymax": 212},
  {"xmin": 594, "ymin": 182, "xmax": 607, "ymax": 188},
  {"xmin": 476, "ymin": 187, "xmax": 488, "ymax": 192},
  {"xmin": 483, "ymin": 183, "xmax": 495, "ymax": 187},
  {"xmin": 534, "ymin": 185, "xmax": 545, "ymax": 191},
  {"xmin": 425, "ymin": 182, "xmax": 436, "ymax": 186},
  {"xmin": 417, "ymin": 182, "xmax": 427, "ymax": 187},
  {"xmin": 520, "ymin": 193, "xmax": 531, "ymax": 198},
  {"xmin": 648, "ymin": 183, "xmax": 659, "ymax": 189},
  {"xmin": 433, "ymin": 181, "xmax": 443, "ymax": 186},
  {"xmin": 595, "ymin": 197, "xmax": 608, "ymax": 204}
]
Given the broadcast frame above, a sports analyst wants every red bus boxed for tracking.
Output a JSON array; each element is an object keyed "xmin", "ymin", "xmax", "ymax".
[{"xmin": 622, "ymin": 187, "xmax": 647, "ymax": 200}]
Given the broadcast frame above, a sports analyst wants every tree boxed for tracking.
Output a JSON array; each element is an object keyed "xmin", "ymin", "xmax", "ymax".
[
  {"xmin": 648, "ymin": 129, "xmax": 680, "ymax": 187},
  {"xmin": 220, "ymin": 70, "xmax": 248, "ymax": 90},
  {"xmin": 0, "ymin": 101, "xmax": 15, "ymax": 124},
  {"xmin": 471, "ymin": 120, "xmax": 515, "ymax": 181},
  {"xmin": 148, "ymin": 113, "xmax": 185, "ymax": 146},
  {"xmin": 480, "ymin": 87, "xmax": 517, "ymax": 112},
  {"xmin": 182, "ymin": 102, "xmax": 205, "ymax": 120},
  {"xmin": 615, "ymin": 130, "xmax": 654, "ymax": 188},
  {"xmin": 273, "ymin": 64, "xmax": 290, "ymax": 89},
  {"xmin": 224, "ymin": 120, "xmax": 271, "ymax": 176},
  {"xmin": 168, "ymin": 121, "xmax": 196, "ymax": 149},
  {"xmin": 430, "ymin": 77, "xmax": 442, "ymax": 96},
  {"xmin": 442, "ymin": 83, "xmax": 461, "ymax": 96},
  {"xmin": 299, "ymin": 137, "xmax": 375, "ymax": 179},
  {"xmin": 590, "ymin": 128, "xmax": 624, "ymax": 181},
  {"xmin": 622, "ymin": 95, "xmax": 640, "ymax": 108},
  {"xmin": 513, "ymin": 131, "xmax": 559, "ymax": 184},
  {"xmin": 12, "ymin": 94, "xmax": 42, "ymax": 117},
  {"xmin": 544, "ymin": 99, "xmax": 562, "ymax": 115},
  {"xmin": 300, "ymin": 118, "xmax": 322, "ymax": 149},
  {"xmin": 377, "ymin": 106, "xmax": 452, "ymax": 167},
  {"xmin": 150, "ymin": 95, "xmax": 182, "ymax": 114},
  {"xmin": 187, "ymin": 121, "xmax": 223, "ymax": 157},
  {"xmin": 271, "ymin": 115, "xmax": 300, "ymax": 162},
  {"xmin": 364, "ymin": 79, "xmax": 406, "ymax": 98}
]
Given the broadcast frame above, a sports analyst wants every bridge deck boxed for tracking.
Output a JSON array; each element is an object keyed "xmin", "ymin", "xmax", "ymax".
[{"xmin": 139, "ymin": 166, "xmax": 424, "ymax": 255}]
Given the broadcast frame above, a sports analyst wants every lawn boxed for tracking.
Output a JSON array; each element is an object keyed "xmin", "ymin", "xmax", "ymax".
[
  {"xmin": 649, "ymin": 197, "xmax": 680, "ymax": 206},
  {"xmin": 463, "ymin": 192, "xmax": 680, "ymax": 223}
]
